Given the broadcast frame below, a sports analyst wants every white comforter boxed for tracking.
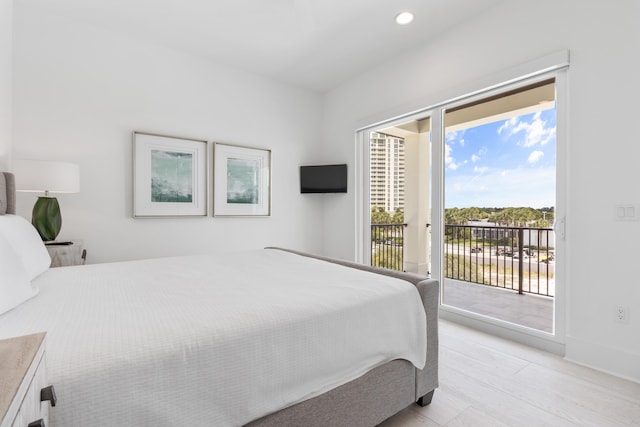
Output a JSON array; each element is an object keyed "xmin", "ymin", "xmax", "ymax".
[{"xmin": 0, "ymin": 249, "xmax": 426, "ymax": 426}]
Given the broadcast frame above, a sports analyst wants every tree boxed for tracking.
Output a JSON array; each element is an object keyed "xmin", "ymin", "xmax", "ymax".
[
  {"xmin": 391, "ymin": 208, "xmax": 404, "ymax": 224},
  {"xmin": 445, "ymin": 207, "xmax": 554, "ymax": 228},
  {"xmin": 445, "ymin": 208, "xmax": 466, "ymax": 225},
  {"xmin": 371, "ymin": 206, "xmax": 392, "ymax": 224}
]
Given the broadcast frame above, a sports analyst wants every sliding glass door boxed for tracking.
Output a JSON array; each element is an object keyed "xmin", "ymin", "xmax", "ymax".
[{"xmin": 357, "ymin": 65, "xmax": 567, "ymax": 345}]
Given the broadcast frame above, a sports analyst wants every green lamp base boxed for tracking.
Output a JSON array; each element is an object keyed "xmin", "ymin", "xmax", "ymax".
[{"xmin": 32, "ymin": 196, "xmax": 62, "ymax": 241}]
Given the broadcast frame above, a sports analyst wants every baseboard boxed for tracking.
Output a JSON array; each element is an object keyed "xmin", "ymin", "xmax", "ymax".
[{"xmin": 565, "ymin": 336, "xmax": 640, "ymax": 384}]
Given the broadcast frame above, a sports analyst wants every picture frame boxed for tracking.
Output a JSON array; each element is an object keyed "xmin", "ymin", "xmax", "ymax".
[
  {"xmin": 133, "ymin": 132, "xmax": 208, "ymax": 217},
  {"xmin": 213, "ymin": 142, "xmax": 271, "ymax": 217}
]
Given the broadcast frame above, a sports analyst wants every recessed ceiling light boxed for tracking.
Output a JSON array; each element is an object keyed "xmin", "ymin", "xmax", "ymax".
[{"xmin": 395, "ymin": 12, "xmax": 414, "ymax": 25}]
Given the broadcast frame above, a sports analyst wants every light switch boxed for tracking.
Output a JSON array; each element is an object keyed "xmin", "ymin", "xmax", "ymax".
[
  {"xmin": 627, "ymin": 206, "xmax": 636, "ymax": 218},
  {"xmin": 615, "ymin": 204, "xmax": 640, "ymax": 221}
]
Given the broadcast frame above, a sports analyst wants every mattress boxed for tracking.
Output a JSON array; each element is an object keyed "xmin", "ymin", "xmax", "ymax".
[{"xmin": 0, "ymin": 249, "xmax": 427, "ymax": 426}]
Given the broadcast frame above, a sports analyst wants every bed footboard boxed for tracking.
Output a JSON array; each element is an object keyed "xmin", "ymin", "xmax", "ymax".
[
  {"xmin": 414, "ymin": 276, "xmax": 439, "ymax": 403},
  {"xmin": 265, "ymin": 247, "xmax": 439, "ymax": 407}
]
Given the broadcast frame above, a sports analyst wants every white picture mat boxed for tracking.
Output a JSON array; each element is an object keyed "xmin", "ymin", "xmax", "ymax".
[
  {"xmin": 213, "ymin": 143, "xmax": 271, "ymax": 216},
  {"xmin": 134, "ymin": 132, "xmax": 208, "ymax": 217}
]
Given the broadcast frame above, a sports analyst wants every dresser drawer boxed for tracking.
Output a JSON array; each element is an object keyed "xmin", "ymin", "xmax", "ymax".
[
  {"xmin": 0, "ymin": 333, "xmax": 55, "ymax": 427},
  {"xmin": 10, "ymin": 352, "xmax": 49, "ymax": 427}
]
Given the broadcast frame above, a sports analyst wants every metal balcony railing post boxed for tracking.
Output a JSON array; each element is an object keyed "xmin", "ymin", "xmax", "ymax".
[{"xmin": 518, "ymin": 228, "xmax": 524, "ymax": 295}]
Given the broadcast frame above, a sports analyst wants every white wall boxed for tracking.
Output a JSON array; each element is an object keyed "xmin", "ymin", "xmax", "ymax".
[
  {"xmin": 321, "ymin": 0, "xmax": 640, "ymax": 382},
  {"xmin": 0, "ymin": 0, "xmax": 11, "ymax": 170},
  {"xmin": 12, "ymin": 3, "xmax": 325, "ymax": 263}
]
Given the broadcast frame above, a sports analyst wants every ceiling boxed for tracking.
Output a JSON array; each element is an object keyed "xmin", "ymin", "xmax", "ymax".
[{"xmin": 21, "ymin": 0, "xmax": 505, "ymax": 92}]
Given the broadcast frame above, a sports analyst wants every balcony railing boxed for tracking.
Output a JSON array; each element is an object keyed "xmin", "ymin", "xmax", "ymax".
[
  {"xmin": 371, "ymin": 223, "xmax": 406, "ymax": 271},
  {"xmin": 445, "ymin": 224, "xmax": 555, "ymax": 297},
  {"xmin": 369, "ymin": 223, "xmax": 554, "ymax": 297}
]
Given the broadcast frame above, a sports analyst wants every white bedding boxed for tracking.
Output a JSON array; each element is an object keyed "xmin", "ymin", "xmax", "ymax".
[{"xmin": 0, "ymin": 249, "xmax": 426, "ymax": 426}]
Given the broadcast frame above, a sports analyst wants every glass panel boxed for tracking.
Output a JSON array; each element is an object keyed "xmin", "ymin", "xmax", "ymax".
[
  {"xmin": 369, "ymin": 118, "xmax": 431, "ymax": 276},
  {"xmin": 442, "ymin": 81, "xmax": 556, "ymax": 333}
]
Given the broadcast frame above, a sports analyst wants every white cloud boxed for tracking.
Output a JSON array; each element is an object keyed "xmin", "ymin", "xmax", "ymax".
[
  {"xmin": 446, "ymin": 130, "xmax": 466, "ymax": 147},
  {"xmin": 497, "ymin": 111, "xmax": 555, "ymax": 148},
  {"xmin": 497, "ymin": 117, "xmax": 519, "ymax": 135},
  {"xmin": 471, "ymin": 147, "xmax": 486, "ymax": 164},
  {"xmin": 528, "ymin": 150, "xmax": 544, "ymax": 164},
  {"xmin": 474, "ymin": 166, "xmax": 488, "ymax": 173},
  {"xmin": 445, "ymin": 143, "xmax": 459, "ymax": 170}
]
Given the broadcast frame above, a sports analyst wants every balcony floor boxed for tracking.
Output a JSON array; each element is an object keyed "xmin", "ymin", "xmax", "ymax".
[{"xmin": 442, "ymin": 279, "xmax": 553, "ymax": 333}]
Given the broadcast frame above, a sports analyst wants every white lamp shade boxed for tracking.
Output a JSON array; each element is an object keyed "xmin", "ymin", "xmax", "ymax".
[{"xmin": 13, "ymin": 160, "xmax": 80, "ymax": 194}]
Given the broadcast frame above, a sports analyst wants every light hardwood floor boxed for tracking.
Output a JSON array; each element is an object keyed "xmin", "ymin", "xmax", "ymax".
[{"xmin": 380, "ymin": 319, "xmax": 640, "ymax": 427}]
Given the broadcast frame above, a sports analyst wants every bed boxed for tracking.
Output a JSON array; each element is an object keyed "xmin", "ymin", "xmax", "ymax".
[{"xmin": 0, "ymin": 171, "xmax": 439, "ymax": 427}]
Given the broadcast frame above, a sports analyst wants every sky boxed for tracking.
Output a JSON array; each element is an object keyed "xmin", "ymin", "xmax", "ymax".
[{"xmin": 444, "ymin": 107, "xmax": 556, "ymax": 209}]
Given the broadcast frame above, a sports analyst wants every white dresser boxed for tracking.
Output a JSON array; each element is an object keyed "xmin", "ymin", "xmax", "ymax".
[{"xmin": 0, "ymin": 333, "xmax": 56, "ymax": 427}]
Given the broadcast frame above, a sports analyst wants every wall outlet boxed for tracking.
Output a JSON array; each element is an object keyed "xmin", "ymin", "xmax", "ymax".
[{"xmin": 614, "ymin": 305, "xmax": 628, "ymax": 323}]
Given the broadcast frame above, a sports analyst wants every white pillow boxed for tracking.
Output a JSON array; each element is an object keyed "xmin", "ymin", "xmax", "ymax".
[
  {"xmin": 0, "ymin": 215, "xmax": 51, "ymax": 280},
  {"xmin": 0, "ymin": 234, "xmax": 39, "ymax": 315}
]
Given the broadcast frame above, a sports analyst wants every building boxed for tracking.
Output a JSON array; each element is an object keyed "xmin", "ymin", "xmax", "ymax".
[
  {"xmin": 466, "ymin": 220, "xmax": 556, "ymax": 248},
  {"xmin": 370, "ymin": 132, "xmax": 405, "ymax": 214}
]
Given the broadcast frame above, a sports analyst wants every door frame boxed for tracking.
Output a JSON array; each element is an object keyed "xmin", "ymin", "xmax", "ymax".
[
  {"xmin": 355, "ymin": 51, "xmax": 569, "ymax": 354},
  {"xmin": 436, "ymin": 71, "xmax": 567, "ymax": 354}
]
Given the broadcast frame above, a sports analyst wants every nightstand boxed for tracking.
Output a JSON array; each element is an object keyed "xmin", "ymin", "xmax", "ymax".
[
  {"xmin": 45, "ymin": 240, "xmax": 87, "ymax": 267},
  {"xmin": 0, "ymin": 333, "xmax": 56, "ymax": 427}
]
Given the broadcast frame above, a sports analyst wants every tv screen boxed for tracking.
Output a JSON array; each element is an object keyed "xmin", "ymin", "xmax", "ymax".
[{"xmin": 300, "ymin": 164, "xmax": 347, "ymax": 194}]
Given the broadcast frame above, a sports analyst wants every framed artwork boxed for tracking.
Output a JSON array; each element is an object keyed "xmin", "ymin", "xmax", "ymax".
[
  {"xmin": 213, "ymin": 143, "xmax": 271, "ymax": 217},
  {"xmin": 133, "ymin": 132, "xmax": 208, "ymax": 217}
]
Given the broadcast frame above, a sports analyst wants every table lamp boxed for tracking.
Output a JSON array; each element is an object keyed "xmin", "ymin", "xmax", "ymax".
[{"xmin": 13, "ymin": 160, "xmax": 80, "ymax": 241}]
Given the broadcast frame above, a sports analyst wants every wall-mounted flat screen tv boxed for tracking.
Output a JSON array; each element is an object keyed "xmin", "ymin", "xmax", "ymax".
[{"xmin": 300, "ymin": 164, "xmax": 347, "ymax": 194}]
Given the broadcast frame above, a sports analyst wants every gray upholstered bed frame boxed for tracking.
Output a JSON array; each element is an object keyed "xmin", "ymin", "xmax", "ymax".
[
  {"xmin": 0, "ymin": 172, "xmax": 16, "ymax": 215},
  {"xmin": 0, "ymin": 172, "xmax": 439, "ymax": 426}
]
